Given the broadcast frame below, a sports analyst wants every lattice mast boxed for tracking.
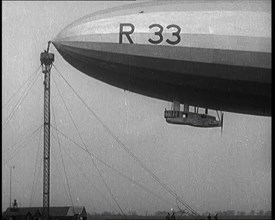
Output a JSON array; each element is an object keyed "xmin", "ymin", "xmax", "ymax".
[{"xmin": 40, "ymin": 42, "xmax": 54, "ymax": 218}]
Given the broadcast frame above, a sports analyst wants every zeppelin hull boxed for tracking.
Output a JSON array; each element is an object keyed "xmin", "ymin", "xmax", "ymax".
[
  {"xmin": 54, "ymin": 42, "xmax": 270, "ymax": 116},
  {"xmin": 53, "ymin": 0, "xmax": 271, "ymax": 116}
]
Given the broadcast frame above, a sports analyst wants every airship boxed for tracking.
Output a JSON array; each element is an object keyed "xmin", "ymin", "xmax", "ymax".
[{"xmin": 52, "ymin": 0, "xmax": 271, "ymax": 127}]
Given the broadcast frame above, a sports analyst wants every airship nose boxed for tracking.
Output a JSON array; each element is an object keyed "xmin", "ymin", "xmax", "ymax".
[
  {"xmin": 52, "ymin": 29, "xmax": 64, "ymax": 50},
  {"xmin": 51, "ymin": 39, "xmax": 61, "ymax": 51},
  {"xmin": 51, "ymin": 17, "xmax": 84, "ymax": 55},
  {"xmin": 51, "ymin": 28, "xmax": 70, "ymax": 55}
]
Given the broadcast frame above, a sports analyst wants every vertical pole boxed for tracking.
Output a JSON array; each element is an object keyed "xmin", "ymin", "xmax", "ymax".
[
  {"xmin": 40, "ymin": 49, "xmax": 54, "ymax": 220},
  {"xmin": 9, "ymin": 166, "xmax": 14, "ymax": 208},
  {"xmin": 43, "ymin": 65, "xmax": 51, "ymax": 218},
  {"xmin": 10, "ymin": 167, "xmax": 11, "ymax": 208}
]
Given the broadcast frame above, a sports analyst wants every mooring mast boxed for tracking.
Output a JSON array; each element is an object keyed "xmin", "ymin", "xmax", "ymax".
[{"xmin": 40, "ymin": 42, "xmax": 54, "ymax": 219}]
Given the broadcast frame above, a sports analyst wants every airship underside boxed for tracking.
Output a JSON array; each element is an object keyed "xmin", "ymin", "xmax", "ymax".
[{"xmin": 53, "ymin": 1, "xmax": 271, "ymax": 118}]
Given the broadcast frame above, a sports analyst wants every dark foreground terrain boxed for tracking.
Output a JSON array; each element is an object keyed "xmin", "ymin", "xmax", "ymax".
[{"xmin": 87, "ymin": 215, "xmax": 271, "ymax": 220}]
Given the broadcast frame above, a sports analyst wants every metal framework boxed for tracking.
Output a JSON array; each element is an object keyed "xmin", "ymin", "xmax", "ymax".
[{"xmin": 40, "ymin": 46, "xmax": 54, "ymax": 218}]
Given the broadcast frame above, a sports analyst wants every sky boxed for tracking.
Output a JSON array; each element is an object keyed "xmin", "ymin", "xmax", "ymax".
[{"xmin": 2, "ymin": 1, "xmax": 271, "ymax": 216}]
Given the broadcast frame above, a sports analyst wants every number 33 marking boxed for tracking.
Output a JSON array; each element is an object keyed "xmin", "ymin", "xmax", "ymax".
[{"xmin": 148, "ymin": 24, "xmax": 181, "ymax": 45}]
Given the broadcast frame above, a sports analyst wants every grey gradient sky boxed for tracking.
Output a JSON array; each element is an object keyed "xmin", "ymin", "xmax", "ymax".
[{"xmin": 2, "ymin": 1, "xmax": 271, "ymax": 216}]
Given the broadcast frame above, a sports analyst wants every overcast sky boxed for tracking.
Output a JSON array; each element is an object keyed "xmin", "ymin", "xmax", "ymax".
[{"xmin": 2, "ymin": 1, "xmax": 271, "ymax": 216}]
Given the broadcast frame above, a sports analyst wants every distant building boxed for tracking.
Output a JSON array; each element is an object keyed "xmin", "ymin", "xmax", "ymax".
[{"xmin": 2, "ymin": 206, "xmax": 87, "ymax": 220}]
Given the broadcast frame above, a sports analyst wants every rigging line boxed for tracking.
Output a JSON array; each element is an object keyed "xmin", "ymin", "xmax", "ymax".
[
  {"xmin": 176, "ymin": 198, "xmax": 193, "ymax": 218},
  {"xmin": 3, "ymin": 124, "xmax": 43, "ymax": 165},
  {"xmin": 33, "ymin": 145, "xmax": 44, "ymax": 207},
  {"xmin": 2, "ymin": 72, "xmax": 41, "ymax": 131},
  {"xmin": 51, "ymin": 133, "xmax": 120, "ymax": 215},
  {"xmin": 50, "ymin": 99, "xmax": 71, "ymax": 204},
  {"xmin": 52, "ymin": 98, "xmax": 76, "ymax": 212},
  {"xmin": 91, "ymin": 157, "xmax": 126, "ymax": 219},
  {"xmin": 50, "ymin": 124, "xmax": 177, "ymax": 209},
  {"xmin": 93, "ymin": 152, "xmax": 177, "ymax": 209},
  {"xmin": 30, "ymin": 124, "xmax": 43, "ymax": 207},
  {"xmin": 4, "ymin": 125, "xmax": 42, "ymax": 165},
  {"xmin": 61, "ymin": 74, "xmax": 199, "ymax": 217},
  {"xmin": 51, "ymin": 138, "xmax": 72, "ymax": 207},
  {"xmin": 30, "ymin": 90, "xmax": 44, "ymax": 207},
  {"xmin": 2, "ymin": 122, "xmax": 41, "ymax": 157},
  {"xmin": 52, "ymin": 74, "xmax": 126, "ymax": 219},
  {"xmin": 2, "ymin": 70, "xmax": 40, "ymax": 128},
  {"xmin": 2, "ymin": 65, "xmax": 41, "ymax": 109},
  {"xmin": 51, "ymin": 125, "xmax": 126, "ymax": 218},
  {"xmin": 53, "ymin": 65, "xmax": 200, "ymax": 216}
]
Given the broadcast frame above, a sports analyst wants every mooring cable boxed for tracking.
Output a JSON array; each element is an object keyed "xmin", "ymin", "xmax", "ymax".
[
  {"xmin": 53, "ymin": 64, "xmax": 200, "ymax": 216},
  {"xmin": 52, "ymin": 74, "xmax": 127, "ymax": 218},
  {"xmin": 2, "ymin": 65, "xmax": 41, "ymax": 109},
  {"xmin": 2, "ymin": 72, "xmax": 41, "ymax": 131}
]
